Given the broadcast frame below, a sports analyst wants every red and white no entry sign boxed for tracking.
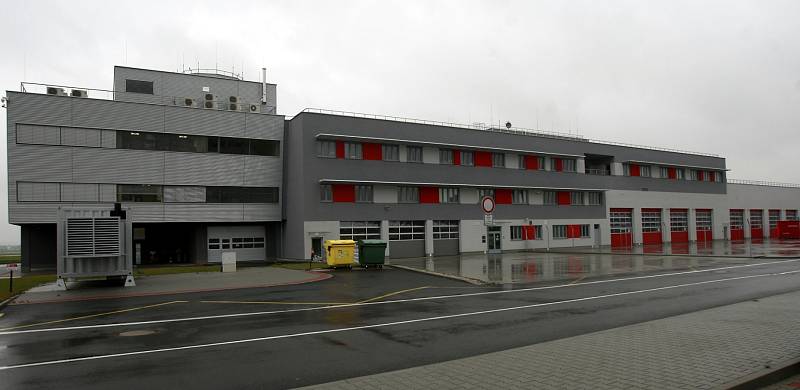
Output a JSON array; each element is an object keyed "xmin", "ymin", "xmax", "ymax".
[{"xmin": 481, "ymin": 196, "xmax": 495, "ymax": 214}]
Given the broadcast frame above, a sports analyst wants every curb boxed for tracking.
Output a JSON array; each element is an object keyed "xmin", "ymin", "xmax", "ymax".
[
  {"xmin": 717, "ymin": 357, "xmax": 800, "ymax": 390},
  {"xmin": 532, "ymin": 250, "xmax": 793, "ymax": 260},
  {"xmin": 389, "ymin": 264, "xmax": 486, "ymax": 286},
  {"xmin": 0, "ymin": 294, "xmax": 19, "ymax": 310},
  {"xmin": 10, "ymin": 271, "xmax": 332, "ymax": 305}
]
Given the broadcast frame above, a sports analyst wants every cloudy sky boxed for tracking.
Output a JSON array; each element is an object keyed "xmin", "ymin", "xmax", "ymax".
[{"xmin": 1, "ymin": 0, "xmax": 799, "ymax": 244}]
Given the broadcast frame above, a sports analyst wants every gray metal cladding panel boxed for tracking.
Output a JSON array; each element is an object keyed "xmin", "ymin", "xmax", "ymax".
[
  {"xmin": 164, "ymin": 204, "xmax": 244, "ymax": 222},
  {"xmin": 163, "ymin": 186, "xmax": 205, "ymax": 202},
  {"xmin": 61, "ymin": 127, "xmax": 102, "ymax": 147},
  {"xmin": 389, "ymin": 240, "xmax": 425, "ymax": 258},
  {"xmin": 10, "ymin": 203, "xmax": 61, "ymax": 224},
  {"xmin": 243, "ymin": 204, "xmax": 281, "ymax": 221},
  {"xmin": 308, "ymin": 203, "xmax": 606, "ymax": 221},
  {"xmin": 16, "ymin": 124, "xmax": 61, "ymax": 145},
  {"xmin": 61, "ymin": 183, "xmax": 100, "ymax": 201},
  {"xmin": 433, "ymin": 239, "xmax": 459, "ymax": 256},
  {"xmin": 164, "ymin": 106, "xmax": 246, "ymax": 138},
  {"xmin": 71, "ymin": 99, "xmax": 165, "ymax": 133},
  {"xmin": 99, "ymin": 184, "xmax": 116, "ymax": 202},
  {"xmin": 8, "ymin": 145, "xmax": 73, "ymax": 182},
  {"xmin": 164, "ymin": 153, "xmax": 244, "ymax": 186},
  {"xmin": 114, "ymin": 67, "xmax": 164, "ymax": 104},
  {"xmin": 72, "ymin": 148, "xmax": 165, "ymax": 184},
  {"xmin": 298, "ymin": 113, "xmax": 727, "ymax": 169},
  {"xmin": 312, "ymin": 158, "xmax": 727, "ymax": 194},
  {"xmin": 17, "ymin": 182, "xmax": 60, "ymax": 201},
  {"xmin": 7, "ymin": 92, "xmax": 72, "ymax": 125},
  {"xmin": 244, "ymin": 156, "xmax": 282, "ymax": 187},
  {"xmin": 101, "ymin": 130, "xmax": 116, "ymax": 148},
  {"xmin": 245, "ymin": 114, "xmax": 284, "ymax": 139},
  {"xmin": 125, "ymin": 203, "xmax": 166, "ymax": 222}
]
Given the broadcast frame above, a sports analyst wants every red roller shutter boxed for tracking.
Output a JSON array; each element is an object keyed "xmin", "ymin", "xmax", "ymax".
[
  {"xmin": 524, "ymin": 155, "xmax": 539, "ymax": 170},
  {"xmin": 708, "ymin": 171, "xmax": 716, "ymax": 182},
  {"xmin": 362, "ymin": 143, "xmax": 382, "ymax": 160},
  {"xmin": 332, "ymin": 184, "xmax": 355, "ymax": 202},
  {"xmin": 475, "ymin": 151, "xmax": 492, "ymax": 167},
  {"xmin": 335, "ymin": 141, "xmax": 345, "ymax": 159},
  {"xmin": 557, "ymin": 191, "xmax": 571, "ymax": 205},
  {"xmin": 668, "ymin": 167, "xmax": 677, "ymax": 179},
  {"xmin": 453, "ymin": 150, "xmax": 461, "ymax": 165},
  {"xmin": 419, "ymin": 187, "xmax": 440, "ymax": 204},
  {"xmin": 697, "ymin": 171, "xmax": 705, "ymax": 181},
  {"xmin": 629, "ymin": 164, "xmax": 640, "ymax": 177},
  {"xmin": 553, "ymin": 158, "xmax": 563, "ymax": 172},
  {"xmin": 523, "ymin": 225, "xmax": 536, "ymax": 240},
  {"xmin": 495, "ymin": 189, "xmax": 512, "ymax": 204},
  {"xmin": 567, "ymin": 225, "xmax": 582, "ymax": 238}
]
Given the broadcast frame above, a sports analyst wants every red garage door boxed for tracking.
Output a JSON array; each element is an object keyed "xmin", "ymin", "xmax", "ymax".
[
  {"xmin": 696, "ymin": 209, "xmax": 713, "ymax": 241},
  {"xmin": 749, "ymin": 209, "xmax": 763, "ymax": 240},
  {"xmin": 610, "ymin": 208, "xmax": 633, "ymax": 248},
  {"xmin": 729, "ymin": 209, "xmax": 744, "ymax": 241},
  {"xmin": 769, "ymin": 210, "xmax": 781, "ymax": 238},
  {"xmin": 669, "ymin": 209, "xmax": 689, "ymax": 243},
  {"xmin": 641, "ymin": 208, "xmax": 663, "ymax": 245}
]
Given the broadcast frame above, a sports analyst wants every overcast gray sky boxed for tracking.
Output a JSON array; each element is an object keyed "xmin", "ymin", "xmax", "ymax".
[{"xmin": 1, "ymin": 0, "xmax": 799, "ymax": 245}]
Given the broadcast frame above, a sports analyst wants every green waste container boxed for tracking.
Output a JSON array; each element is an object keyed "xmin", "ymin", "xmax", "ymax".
[{"xmin": 358, "ymin": 240, "xmax": 387, "ymax": 269}]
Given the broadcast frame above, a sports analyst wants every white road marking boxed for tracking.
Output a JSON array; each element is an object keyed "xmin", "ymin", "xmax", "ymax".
[
  {"xmin": 1, "ymin": 258, "xmax": 799, "ymax": 336},
  {"xmin": 1, "ymin": 268, "xmax": 798, "ymax": 371}
]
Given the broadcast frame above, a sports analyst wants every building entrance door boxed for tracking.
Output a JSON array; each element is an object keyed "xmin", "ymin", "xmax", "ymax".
[
  {"xmin": 311, "ymin": 237, "xmax": 322, "ymax": 260},
  {"xmin": 487, "ymin": 226, "xmax": 502, "ymax": 253}
]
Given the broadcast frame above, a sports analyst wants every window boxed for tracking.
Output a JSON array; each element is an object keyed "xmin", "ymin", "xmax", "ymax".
[
  {"xmin": 250, "ymin": 140, "xmax": 280, "ymax": 156},
  {"xmin": 690, "ymin": 170, "xmax": 699, "ymax": 181},
  {"xmin": 317, "ymin": 140, "xmax": 337, "ymax": 158},
  {"xmin": 660, "ymin": 167, "xmax": 669, "ymax": 178},
  {"xmin": 610, "ymin": 210, "xmax": 632, "ymax": 233},
  {"xmin": 642, "ymin": 210, "xmax": 662, "ymax": 232},
  {"xmin": 355, "ymin": 185, "xmax": 373, "ymax": 203},
  {"xmin": 345, "ymin": 142, "xmax": 362, "ymax": 159},
  {"xmin": 461, "ymin": 151, "xmax": 474, "ymax": 166},
  {"xmin": 676, "ymin": 169, "xmax": 685, "ymax": 180},
  {"xmin": 518, "ymin": 155, "xmax": 527, "ymax": 169},
  {"xmin": 670, "ymin": 210, "xmax": 688, "ymax": 232},
  {"xmin": 117, "ymin": 130, "xmax": 278, "ymax": 156},
  {"xmin": 389, "ymin": 220, "xmax": 425, "ymax": 240},
  {"xmin": 730, "ymin": 210, "xmax": 744, "ymax": 229},
  {"xmin": 125, "ymin": 79, "xmax": 154, "ymax": 94},
  {"xmin": 439, "ymin": 149, "xmax": 454, "ymax": 165},
  {"xmin": 117, "ymin": 184, "xmax": 162, "ymax": 202},
  {"xmin": 786, "ymin": 210, "xmax": 798, "ymax": 221},
  {"xmin": 769, "ymin": 210, "xmax": 780, "ymax": 228},
  {"xmin": 398, "ymin": 186, "xmax": 419, "ymax": 203},
  {"xmin": 382, "ymin": 144, "xmax": 399, "ymax": 161},
  {"xmin": 437, "ymin": 187, "xmax": 459, "ymax": 203},
  {"xmin": 580, "ymin": 225, "xmax": 590, "ymax": 237},
  {"xmin": 639, "ymin": 165, "xmax": 651, "ymax": 177},
  {"xmin": 510, "ymin": 225, "xmax": 542, "ymax": 240},
  {"xmin": 477, "ymin": 188, "xmax": 495, "ymax": 200},
  {"xmin": 340, "ymin": 221, "xmax": 381, "ymax": 241},
  {"xmin": 623, "ymin": 163, "xmax": 630, "ymax": 176},
  {"xmin": 543, "ymin": 191, "xmax": 557, "ymax": 205},
  {"xmin": 205, "ymin": 187, "xmax": 279, "ymax": 203},
  {"xmin": 407, "ymin": 146, "xmax": 423, "ymax": 163},
  {"xmin": 570, "ymin": 192, "xmax": 584, "ymax": 205},
  {"xmin": 218, "ymin": 137, "xmax": 247, "ymax": 155},
  {"xmin": 491, "ymin": 153, "xmax": 505, "ymax": 167},
  {"xmin": 553, "ymin": 225, "xmax": 567, "ymax": 239},
  {"xmin": 749, "ymin": 210, "xmax": 763, "ymax": 229},
  {"xmin": 512, "ymin": 189, "xmax": 528, "ymax": 205},
  {"xmin": 433, "ymin": 220, "xmax": 459, "ymax": 239},
  {"xmin": 208, "ymin": 238, "xmax": 221, "ymax": 250},
  {"xmin": 562, "ymin": 159, "xmax": 576, "ymax": 172},
  {"xmin": 588, "ymin": 192, "xmax": 602, "ymax": 205},
  {"xmin": 320, "ymin": 184, "xmax": 332, "ymax": 202},
  {"xmin": 696, "ymin": 210, "xmax": 713, "ymax": 231}
]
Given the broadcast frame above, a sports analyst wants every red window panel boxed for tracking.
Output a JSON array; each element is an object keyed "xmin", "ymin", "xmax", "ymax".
[
  {"xmin": 419, "ymin": 187, "xmax": 440, "ymax": 204},
  {"xmin": 557, "ymin": 191, "xmax": 571, "ymax": 205},
  {"xmin": 362, "ymin": 143, "xmax": 382, "ymax": 160},
  {"xmin": 667, "ymin": 167, "xmax": 677, "ymax": 179},
  {"xmin": 335, "ymin": 141, "xmax": 345, "ymax": 159},
  {"xmin": 331, "ymin": 184, "xmax": 355, "ymax": 202},
  {"xmin": 708, "ymin": 171, "xmax": 715, "ymax": 182},
  {"xmin": 697, "ymin": 170, "xmax": 705, "ymax": 181},
  {"xmin": 495, "ymin": 189, "xmax": 512, "ymax": 204},
  {"xmin": 523, "ymin": 225, "xmax": 536, "ymax": 240},
  {"xmin": 453, "ymin": 150, "xmax": 461, "ymax": 166},
  {"xmin": 629, "ymin": 164, "xmax": 640, "ymax": 177},
  {"xmin": 524, "ymin": 155, "xmax": 539, "ymax": 170},
  {"xmin": 553, "ymin": 158, "xmax": 564, "ymax": 172},
  {"xmin": 475, "ymin": 151, "xmax": 492, "ymax": 167},
  {"xmin": 567, "ymin": 225, "xmax": 582, "ymax": 238}
]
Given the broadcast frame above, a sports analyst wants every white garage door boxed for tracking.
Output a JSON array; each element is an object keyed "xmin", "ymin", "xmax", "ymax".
[{"xmin": 207, "ymin": 225, "xmax": 266, "ymax": 263}]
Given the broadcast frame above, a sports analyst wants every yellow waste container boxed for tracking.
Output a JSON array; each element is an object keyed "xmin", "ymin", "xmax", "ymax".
[{"xmin": 323, "ymin": 240, "xmax": 356, "ymax": 268}]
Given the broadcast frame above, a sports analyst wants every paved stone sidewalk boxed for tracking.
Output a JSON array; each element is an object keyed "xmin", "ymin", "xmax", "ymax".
[{"xmin": 299, "ymin": 290, "xmax": 800, "ymax": 390}]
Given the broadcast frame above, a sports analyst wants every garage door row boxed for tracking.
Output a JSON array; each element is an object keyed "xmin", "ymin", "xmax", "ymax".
[{"xmin": 610, "ymin": 208, "xmax": 713, "ymax": 248}]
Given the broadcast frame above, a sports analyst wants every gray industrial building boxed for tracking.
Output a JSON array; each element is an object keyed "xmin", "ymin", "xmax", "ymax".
[{"xmin": 5, "ymin": 65, "xmax": 800, "ymax": 270}]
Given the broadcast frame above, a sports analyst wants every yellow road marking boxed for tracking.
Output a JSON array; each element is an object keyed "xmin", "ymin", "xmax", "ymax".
[
  {"xmin": 200, "ymin": 300, "xmax": 352, "ymax": 306},
  {"xmin": 569, "ymin": 276, "xmax": 586, "ymax": 285},
  {"xmin": 358, "ymin": 286, "xmax": 430, "ymax": 304},
  {"xmin": 0, "ymin": 300, "xmax": 187, "ymax": 332}
]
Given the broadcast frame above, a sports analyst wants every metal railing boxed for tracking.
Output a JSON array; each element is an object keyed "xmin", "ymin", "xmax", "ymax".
[
  {"xmin": 585, "ymin": 169, "xmax": 611, "ymax": 176},
  {"xmin": 727, "ymin": 178, "xmax": 800, "ymax": 189},
  {"xmin": 18, "ymin": 82, "xmax": 264, "ymax": 112},
  {"xmin": 298, "ymin": 108, "xmax": 720, "ymax": 157}
]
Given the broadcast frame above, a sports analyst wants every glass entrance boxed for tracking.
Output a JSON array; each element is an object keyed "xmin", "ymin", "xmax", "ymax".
[{"xmin": 487, "ymin": 226, "xmax": 502, "ymax": 253}]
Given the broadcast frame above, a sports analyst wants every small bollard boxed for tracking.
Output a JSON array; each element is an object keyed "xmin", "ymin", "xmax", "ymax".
[{"xmin": 8, "ymin": 269, "xmax": 12, "ymax": 293}]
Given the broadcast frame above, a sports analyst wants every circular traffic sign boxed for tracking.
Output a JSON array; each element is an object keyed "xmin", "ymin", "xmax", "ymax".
[{"xmin": 481, "ymin": 196, "xmax": 495, "ymax": 214}]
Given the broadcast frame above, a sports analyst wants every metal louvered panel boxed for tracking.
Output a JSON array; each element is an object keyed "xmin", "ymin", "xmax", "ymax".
[
  {"xmin": 71, "ymin": 98, "xmax": 165, "ymax": 133},
  {"xmin": 93, "ymin": 218, "xmax": 120, "ymax": 255},
  {"xmin": 244, "ymin": 156, "xmax": 282, "ymax": 187},
  {"xmin": 164, "ymin": 106, "xmax": 245, "ymax": 138},
  {"xmin": 66, "ymin": 218, "xmax": 94, "ymax": 256},
  {"xmin": 244, "ymin": 114, "xmax": 284, "ymax": 139}
]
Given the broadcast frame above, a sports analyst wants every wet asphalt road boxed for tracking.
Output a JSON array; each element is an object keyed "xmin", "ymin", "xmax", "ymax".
[{"xmin": 1, "ymin": 258, "xmax": 800, "ymax": 389}]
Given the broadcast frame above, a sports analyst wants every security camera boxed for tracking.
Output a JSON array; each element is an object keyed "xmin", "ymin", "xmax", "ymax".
[{"xmin": 0, "ymin": 97, "xmax": 7, "ymax": 108}]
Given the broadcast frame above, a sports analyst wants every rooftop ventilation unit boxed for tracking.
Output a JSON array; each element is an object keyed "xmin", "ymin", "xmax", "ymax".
[
  {"xmin": 204, "ymin": 100, "xmax": 215, "ymax": 109},
  {"xmin": 204, "ymin": 93, "xmax": 215, "ymax": 101},
  {"xmin": 229, "ymin": 96, "xmax": 238, "ymax": 103},
  {"xmin": 47, "ymin": 87, "xmax": 67, "ymax": 96},
  {"xmin": 248, "ymin": 104, "xmax": 260, "ymax": 113},
  {"xmin": 183, "ymin": 98, "xmax": 195, "ymax": 107},
  {"xmin": 70, "ymin": 89, "xmax": 88, "ymax": 98},
  {"xmin": 228, "ymin": 103, "xmax": 238, "ymax": 111}
]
